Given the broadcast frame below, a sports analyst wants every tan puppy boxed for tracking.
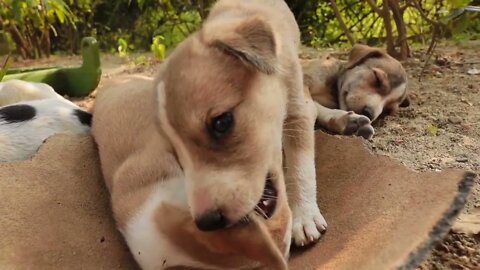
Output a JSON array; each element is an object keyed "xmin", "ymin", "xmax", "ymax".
[
  {"xmin": 92, "ymin": 0, "xmax": 325, "ymax": 269},
  {"xmin": 303, "ymin": 44, "xmax": 410, "ymax": 139}
]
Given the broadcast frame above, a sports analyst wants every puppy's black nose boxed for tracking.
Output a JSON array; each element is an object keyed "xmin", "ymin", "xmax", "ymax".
[
  {"xmin": 195, "ymin": 209, "xmax": 227, "ymax": 231},
  {"xmin": 361, "ymin": 106, "xmax": 374, "ymax": 120}
]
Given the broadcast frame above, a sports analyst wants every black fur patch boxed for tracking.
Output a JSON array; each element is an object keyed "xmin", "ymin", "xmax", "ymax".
[
  {"xmin": 73, "ymin": 109, "xmax": 92, "ymax": 126},
  {"xmin": 0, "ymin": 104, "xmax": 36, "ymax": 123}
]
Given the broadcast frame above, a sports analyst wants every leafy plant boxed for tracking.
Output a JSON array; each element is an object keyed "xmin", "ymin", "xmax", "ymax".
[
  {"xmin": 0, "ymin": 0, "xmax": 77, "ymax": 59},
  {"xmin": 117, "ymin": 37, "xmax": 129, "ymax": 58},
  {"xmin": 133, "ymin": 55, "xmax": 149, "ymax": 66},
  {"xmin": 150, "ymin": 35, "xmax": 166, "ymax": 60},
  {"xmin": 2, "ymin": 0, "xmax": 480, "ymax": 59},
  {"xmin": 427, "ymin": 124, "xmax": 439, "ymax": 136}
]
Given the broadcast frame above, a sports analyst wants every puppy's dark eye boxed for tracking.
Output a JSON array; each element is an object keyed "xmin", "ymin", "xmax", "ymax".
[{"xmin": 209, "ymin": 112, "xmax": 234, "ymax": 139}]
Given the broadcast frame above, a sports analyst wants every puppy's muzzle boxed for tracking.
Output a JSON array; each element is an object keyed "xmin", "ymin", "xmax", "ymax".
[
  {"xmin": 195, "ymin": 209, "xmax": 228, "ymax": 231},
  {"xmin": 194, "ymin": 176, "xmax": 278, "ymax": 232},
  {"xmin": 361, "ymin": 106, "xmax": 374, "ymax": 120}
]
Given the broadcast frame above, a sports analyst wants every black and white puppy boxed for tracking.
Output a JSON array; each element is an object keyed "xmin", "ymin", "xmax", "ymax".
[{"xmin": 0, "ymin": 80, "xmax": 91, "ymax": 162}]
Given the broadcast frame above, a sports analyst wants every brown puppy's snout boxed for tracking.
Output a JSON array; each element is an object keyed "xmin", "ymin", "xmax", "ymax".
[
  {"xmin": 193, "ymin": 175, "xmax": 279, "ymax": 232},
  {"xmin": 195, "ymin": 209, "xmax": 228, "ymax": 231},
  {"xmin": 361, "ymin": 106, "xmax": 374, "ymax": 120}
]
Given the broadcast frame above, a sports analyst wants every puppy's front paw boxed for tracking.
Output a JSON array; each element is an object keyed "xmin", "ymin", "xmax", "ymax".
[
  {"xmin": 340, "ymin": 112, "xmax": 374, "ymax": 139},
  {"xmin": 291, "ymin": 203, "xmax": 327, "ymax": 247}
]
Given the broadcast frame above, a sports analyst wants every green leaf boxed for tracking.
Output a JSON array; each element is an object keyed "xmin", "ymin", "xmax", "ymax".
[
  {"xmin": 117, "ymin": 37, "xmax": 129, "ymax": 58},
  {"xmin": 12, "ymin": 0, "xmax": 23, "ymax": 22},
  {"xmin": 151, "ymin": 35, "xmax": 166, "ymax": 60},
  {"xmin": 427, "ymin": 124, "xmax": 439, "ymax": 136},
  {"xmin": 447, "ymin": 0, "xmax": 472, "ymax": 8},
  {"xmin": 137, "ymin": 0, "xmax": 145, "ymax": 10}
]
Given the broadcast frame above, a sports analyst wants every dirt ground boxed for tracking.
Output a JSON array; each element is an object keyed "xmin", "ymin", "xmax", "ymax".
[
  {"xmin": 9, "ymin": 42, "xmax": 480, "ymax": 269},
  {"xmin": 301, "ymin": 43, "xmax": 480, "ymax": 270},
  {"xmin": 375, "ymin": 44, "xmax": 480, "ymax": 270}
]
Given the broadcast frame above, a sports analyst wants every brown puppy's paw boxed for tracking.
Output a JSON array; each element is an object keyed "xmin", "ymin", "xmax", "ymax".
[
  {"xmin": 291, "ymin": 202, "xmax": 327, "ymax": 247},
  {"xmin": 340, "ymin": 112, "xmax": 375, "ymax": 139}
]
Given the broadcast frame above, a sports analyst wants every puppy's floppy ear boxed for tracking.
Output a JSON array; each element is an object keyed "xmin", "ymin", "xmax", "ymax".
[
  {"xmin": 399, "ymin": 95, "xmax": 411, "ymax": 107},
  {"xmin": 347, "ymin": 44, "xmax": 385, "ymax": 69},
  {"xmin": 205, "ymin": 16, "xmax": 277, "ymax": 74}
]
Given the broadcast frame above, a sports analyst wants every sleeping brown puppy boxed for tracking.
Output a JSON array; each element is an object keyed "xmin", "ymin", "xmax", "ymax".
[{"xmin": 303, "ymin": 44, "xmax": 410, "ymax": 139}]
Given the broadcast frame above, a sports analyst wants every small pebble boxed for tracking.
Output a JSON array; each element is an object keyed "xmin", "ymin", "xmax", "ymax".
[
  {"xmin": 456, "ymin": 157, "xmax": 468, "ymax": 163},
  {"xmin": 449, "ymin": 117, "xmax": 462, "ymax": 124},
  {"xmin": 437, "ymin": 243, "xmax": 450, "ymax": 252},
  {"xmin": 458, "ymin": 255, "xmax": 470, "ymax": 264}
]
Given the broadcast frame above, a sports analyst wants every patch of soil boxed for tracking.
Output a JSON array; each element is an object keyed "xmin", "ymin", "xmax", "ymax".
[
  {"xmin": 371, "ymin": 44, "xmax": 480, "ymax": 269},
  {"xmin": 301, "ymin": 42, "xmax": 480, "ymax": 270},
  {"xmin": 303, "ymin": 43, "xmax": 480, "ymax": 269}
]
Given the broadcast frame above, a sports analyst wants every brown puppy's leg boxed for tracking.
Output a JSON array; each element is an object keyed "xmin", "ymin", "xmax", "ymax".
[
  {"xmin": 283, "ymin": 63, "xmax": 327, "ymax": 247},
  {"xmin": 314, "ymin": 102, "xmax": 375, "ymax": 140}
]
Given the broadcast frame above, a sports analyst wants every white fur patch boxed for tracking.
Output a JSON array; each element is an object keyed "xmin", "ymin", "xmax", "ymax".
[
  {"xmin": 123, "ymin": 178, "xmax": 225, "ymax": 270},
  {"xmin": 391, "ymin": 82, "xmax": 407, "ymax": 101},
  {"xmin": 0, "ymin": 98, "xmax": 90, "ymax": 162}
]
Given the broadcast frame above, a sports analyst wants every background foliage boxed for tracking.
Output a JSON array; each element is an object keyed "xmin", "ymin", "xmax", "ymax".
[{"xmin": 0, "ymin": 0, "xmax": 478, "ymax": 60}]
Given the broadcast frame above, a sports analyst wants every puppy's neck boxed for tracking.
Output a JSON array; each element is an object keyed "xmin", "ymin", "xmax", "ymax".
[{"xmin": 327, "ymin": 60, "xmax": 347, "ymax": 108}]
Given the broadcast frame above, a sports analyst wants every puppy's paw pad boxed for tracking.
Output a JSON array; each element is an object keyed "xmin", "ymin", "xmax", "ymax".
[
  {"xmin": 357, "ymin": 124, "xmax": 375, "ymax": 139},
  {"xmin": 342, "ymin": 112, "xmax": 374, "ymax": 139},
  {"xmin": 291, "ymin": 207, "xmax": 327, "ymax": 247}
]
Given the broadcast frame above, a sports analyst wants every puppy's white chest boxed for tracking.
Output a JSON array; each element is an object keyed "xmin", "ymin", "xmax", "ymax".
[{"xmin": 123, "ymin": 177, "xmax": 223, "ymax": 270}]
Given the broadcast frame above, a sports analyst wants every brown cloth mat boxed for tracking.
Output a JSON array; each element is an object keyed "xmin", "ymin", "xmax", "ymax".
[{"xmin": 0, "ymin": 132, "xmax": 474, "ymax": 270}]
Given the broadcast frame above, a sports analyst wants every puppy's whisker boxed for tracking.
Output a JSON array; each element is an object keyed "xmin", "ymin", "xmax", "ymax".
[
  {"xmin": 255, "ymin": 205, "xmax": 269, "ymax": 219},
  {"xmin": 284, "ymin": 182, "xmax": 299, "ymax": 188},
  {"xmin": 284, "ymin": 119, "xmax": 306, "ymax": 124},
  {"xmin": 261, "ymin": 193, "xmax": 278, "ymax": 198},
  {"xmin": 282, "ymin": 128, "xmax": 304, "ymax": 132},
  {"xmin": 283, "ymin": 123, "xmax": 304, "ymax": 127},
  {"xmin": 282, "ymin": 131, "xmax": 305, "ymax": 136},
  {"xmin": 284, "ymin": 120, "xmax": 309, "ymax": 126},
  {"xmin": 240, "ymin": 216, "xmax": 250, "ymax": 225}
]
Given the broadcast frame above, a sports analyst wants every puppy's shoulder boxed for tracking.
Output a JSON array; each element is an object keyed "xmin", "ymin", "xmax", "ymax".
[{"xmin": 95, "ymin": 75, "xmax": 154, "ymax": 110}]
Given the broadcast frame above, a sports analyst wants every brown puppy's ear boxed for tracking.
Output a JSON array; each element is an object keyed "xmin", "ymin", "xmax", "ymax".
[
  {"xmin": 399, "ymin": 95, "xmax": 411, "ymax": 107},
  {"xmin": 207, "ymin": 16, "xmax": 277, "ymax": 74},
  {"xmin": 347, "ymin": 44, "xmax": 384, "ymax": 69}
]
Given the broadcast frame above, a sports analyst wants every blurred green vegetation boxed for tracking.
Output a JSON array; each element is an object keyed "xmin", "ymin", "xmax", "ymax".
[{"xmin": 0, "ymin": 0, "xmax": 479, "ymax": 60}]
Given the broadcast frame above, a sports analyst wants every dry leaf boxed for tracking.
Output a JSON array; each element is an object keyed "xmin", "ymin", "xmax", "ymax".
[
  {"xmin": 452, "ymin": 210, "xmax": 480, "ymax": 235},
  {"xmin": 467, "ymin": 67, "xmax": 480, "ymax": 75}
]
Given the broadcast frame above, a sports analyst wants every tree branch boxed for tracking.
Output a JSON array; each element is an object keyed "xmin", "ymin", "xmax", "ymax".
[
  {"xmin": 409, "ymin": 0, "xmax": 441, "ymax": 26},
  {"xmin": 365, "ymin": 0, "xmax": 383, "ymax": 15},
  {"xmin": 329, "ymin": 0, "xmax": 355, "ymax": 45},
  {"xmin": 389, "ymin": 0, "xmax": 410, "ymax": 58}
]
